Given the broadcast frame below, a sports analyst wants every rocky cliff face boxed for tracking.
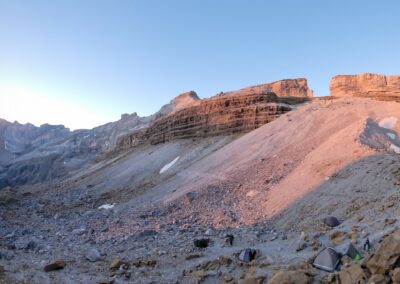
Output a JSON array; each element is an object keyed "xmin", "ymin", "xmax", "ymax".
[
  {"xmin": 116, "ymin": 92, "xmax": 309, "ymax": 150},
  {"xmin": 330, "ymin": 73, "xmax": 400, "ymax": 98},
  {"xmin": 220, "ymin": 78, "xmax": 313, "ymax": 98},
  {"xmin": 0, "ymin": 113, "xmax": 160, "ymax": 188},
  {"xmin": 0, "ymin": 78, "xmax": 312, "ymax": 188}
]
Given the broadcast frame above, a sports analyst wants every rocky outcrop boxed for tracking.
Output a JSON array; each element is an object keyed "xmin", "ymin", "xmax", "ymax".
[
  {"xmin": 330, "ymin": 73, "xmax": 400, "ymax": 98},
  {"xmin": 170, "ymin": 91, "xmax": 201, "ymax": 113},
  {"xmin": 366, "ymin": 231, "xmax": 400, "ymax": 275},
  {"xmin": 116, "ymin": 91, "xmax": 309, "ymax": 149},
  {"xmin": 0, "ymin": 112, "xmax": 162, "ymax": 188},
  {"xmin": 269, "ymin": 270, "xmax": 312, "ymax": 284},
  {"xmin": 220, "ymin": 78, "xmax": 313, "ymax": 98}
]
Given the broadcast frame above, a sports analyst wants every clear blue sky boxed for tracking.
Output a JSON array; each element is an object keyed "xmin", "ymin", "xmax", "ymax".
[{"xmin": 1, "ymin": 0, "xmax": 400, "ymax": 129}]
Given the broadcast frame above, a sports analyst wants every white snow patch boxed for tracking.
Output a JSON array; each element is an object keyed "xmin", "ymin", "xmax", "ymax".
[
  {"xmin": 98, "ymin": 203, "xmax": 115, "ymax": 210},
  {"xmin": 160, "ymin": 156, "xmax": 180, "ymax": 174},
  {"xmin": 379, "ymin": 117, "xmax": 397, "ymax": 130},
  {"xmin": 4, "ymin": 140, "xmax": 10, "ymax": 152},
  {"xmin": 390, "ymin": 144, "xmax": 400, "ymax": 154},
  {"xmin": 387, "ymin": 133, "xmax": 396, "ymax": 140}
]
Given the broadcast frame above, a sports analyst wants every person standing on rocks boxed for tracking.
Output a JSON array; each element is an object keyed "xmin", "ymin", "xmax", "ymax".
[{"xmin": 363, "ymin": 238, "xmax": 370, "ymax": 252}]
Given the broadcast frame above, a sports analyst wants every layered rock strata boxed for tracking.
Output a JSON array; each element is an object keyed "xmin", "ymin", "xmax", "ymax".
[
  {"xmin": 330, "ymin": 73, "xmax": 400, "ymax": 98},
  {"xmin": 220, "ymin": 78, "xmax": 313, "ymax": 98},
  {"xmin": 116, "ymin": 92, "xmax": 309, "ymax": 149}
]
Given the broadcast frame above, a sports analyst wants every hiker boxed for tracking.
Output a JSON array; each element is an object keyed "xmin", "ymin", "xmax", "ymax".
[{"xmin": 363, "ymin": 238, "xmax": 370, "ymax": 252}]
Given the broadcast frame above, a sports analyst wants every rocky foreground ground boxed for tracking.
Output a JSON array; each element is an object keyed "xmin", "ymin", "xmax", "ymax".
[{"xmin": 1, "ymin": 178, "xmax": 400, "ymax": 284}]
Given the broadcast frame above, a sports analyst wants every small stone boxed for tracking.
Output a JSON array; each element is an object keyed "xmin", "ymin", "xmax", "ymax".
[
  {"xmin": 109, "ymin": 259, "xmax": 124, "ymax": 271},
  {"xmin": 44, "ymin": 260, "xmax": 66, "ymax": 272},
  {"xmin": 368, "ymin": 274, "xmax": 389, "ymax": 284},
  {"xmin": 194, "ymin": 238, "xmax": 210, "ymax": 248},
  {"xmin": 86, "ymin": 247, "xmax": 101, "ymax": 262},
  {"xmin": 385, "ymin": 218, "xmax": 396, "ymax": 225},
  {"xmin": 356, "ymin": 216, "xmax": 364, "ymax": 222},
  {"xmin": 98, "ymin": 280, "xmax": 114, "ymax": 284},
  {"xmin": 240, "ymin": 275, "xmax": 265, "ymax": 284},
  {"xmin": 256, "ymin": 256, "xmax": 270, "ymax": 268},
  {"xmin": 185, "ymin": 253, "xmax": 203, "ymax": 260},
  {"xmin": 295, "ymin": 241, "xmax": 308, "ymax": 252},
  {"xmin": 72, "ymin": 227, "xmax": 86, "ymax": 235},
  {"xmin": 348, "ymin": 230, "xmax": 358, "ymax": 240},
  {"xmin": 300, "ymin": 231, "xmax": 308, "ymax": 241},
  {"xmin": 340, "ymin": 255, "xmax": 352, "ymax": 267},
  {"xmin": 330, "ymin": 231, "xmax": 345, "ymax": 245},
  {"xmin": 223, "ymin": 273, "xmax": 233, "ymax": 282},
  {"xmin": 218, "ymin": 256, "xmax": 232, "ymax": 266},
  {"xmin": 184, "ymin": 192, "xmax": 196, "ymax": 205},
  {"xmin": 386, "ymin": 201, "xmax": 395, "ymax": 208}
]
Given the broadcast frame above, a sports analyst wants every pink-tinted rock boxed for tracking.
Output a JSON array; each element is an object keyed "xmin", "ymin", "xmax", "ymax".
[
  {"xmin": 171, "ymin": 91, "xmax": 200, "ymax": 112},
  {"xmin": 115, "ymin": 79, "xmax": 312, "ymax": 150},
  {"xmin": 222, "ymin": 78, "xmax": 313, "ymax": 98},
  {"xmin": 330, "ymin": 73, "xmax": 400, "ymax": 98}
]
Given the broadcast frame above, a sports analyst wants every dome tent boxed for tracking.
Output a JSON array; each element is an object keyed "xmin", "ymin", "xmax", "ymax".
[
  {"xmin": 238, "ymin": 248, "xmax": 257, "ymax": 263},
  {"xmin": 313, "ymin": 247, "xmax": 340, "ymax": 272},
  {"xmin": 324, "ymin": 216, "xmax": 340, "ymax": 227}
]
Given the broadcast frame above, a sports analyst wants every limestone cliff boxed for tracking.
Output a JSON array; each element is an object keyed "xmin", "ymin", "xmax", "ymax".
[
  {"xmin": 330, "ymin": 73, "xmax": 400, "ymax": 98},
  {"xmin": 116, "ymin": 91, "xmax": 309, "ymax": 149},
  {"xmin": 220, "ymin": 78, "xmax": 313, "ymax": 98}
]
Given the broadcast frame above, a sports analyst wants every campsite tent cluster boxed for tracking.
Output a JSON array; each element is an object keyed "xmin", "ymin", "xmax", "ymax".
[
  {"xmin": 234, "ymin": 216, "xmax": 363, "ymax": 273},
  {"xmin": 198, "ymin": 215, "xmax": 363, "ymax": 275},
  {"xmin": 312, "ymin": 216, "xmax": 362, "ymax": 272},
  {"xmin": 313, "ymin": 243, "xmax": 362, "ymax": 272}
]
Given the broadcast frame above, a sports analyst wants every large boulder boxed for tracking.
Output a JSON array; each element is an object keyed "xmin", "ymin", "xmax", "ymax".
[
  {"xmin": 367, "ymin": 231, "xmax": 400, "ymax": 275},
  {"xmin": 268, "ymin": 270, "xmax": 312, "ymax": 284},
  {"xmin": 338, "ymin": 264, "xmax": 367, "ymax": 284},
  {"xmin": 392, "ymin": 267, "xmax": 400, "ymax": 283}
]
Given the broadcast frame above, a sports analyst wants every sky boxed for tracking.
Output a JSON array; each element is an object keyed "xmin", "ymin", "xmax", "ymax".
[{"xmin": 1, "ymin": 0, "xmax": 400, "ymax": 130}]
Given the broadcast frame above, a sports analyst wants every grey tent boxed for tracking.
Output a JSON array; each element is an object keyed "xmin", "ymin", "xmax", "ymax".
[
  {"xmin": 324, "ymin": 216, "xmax": 340, "ymax": 227},
  {"xmin": 346, "ymin": 243, "xmax": 362, "ymax": 260},
  {"xmin": 313, "ymin": 247, "xmax": 340, "ymax": 272},
  {"xmin": 238, "ymin": 248, "xmax": 257, "ymax": 263}
]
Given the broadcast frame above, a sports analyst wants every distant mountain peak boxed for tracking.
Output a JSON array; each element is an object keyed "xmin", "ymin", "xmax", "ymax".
[{"xmin": 170, "ymin": 91, "xmax": 200, "ymax": 111}]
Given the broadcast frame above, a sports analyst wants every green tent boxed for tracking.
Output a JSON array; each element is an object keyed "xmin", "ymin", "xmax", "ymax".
[{"xmin": 346, "ymin": 243, "xmax": 362, "ymax": 260}]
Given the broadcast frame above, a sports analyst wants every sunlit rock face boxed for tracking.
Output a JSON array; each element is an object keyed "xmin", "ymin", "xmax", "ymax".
[
  {"xmin": 330, "ymin": 73, "xmax": 400, "ymax": 98},
  {"xmin": 115, "ymin": 79, "xmax": 312, "ymax": 150},
  {"xmin": 0, "ymin": 78, "xmax": 312, "ymax": 188},
  {"xmin": 221, "ymin": 78, "xmax": 313, "ymax": 98}
]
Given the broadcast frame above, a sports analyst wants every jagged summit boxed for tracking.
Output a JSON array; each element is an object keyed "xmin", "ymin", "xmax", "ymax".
[{"xmin": 170, "ymin": 90, "xmax": 201, "ymax": 112}]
